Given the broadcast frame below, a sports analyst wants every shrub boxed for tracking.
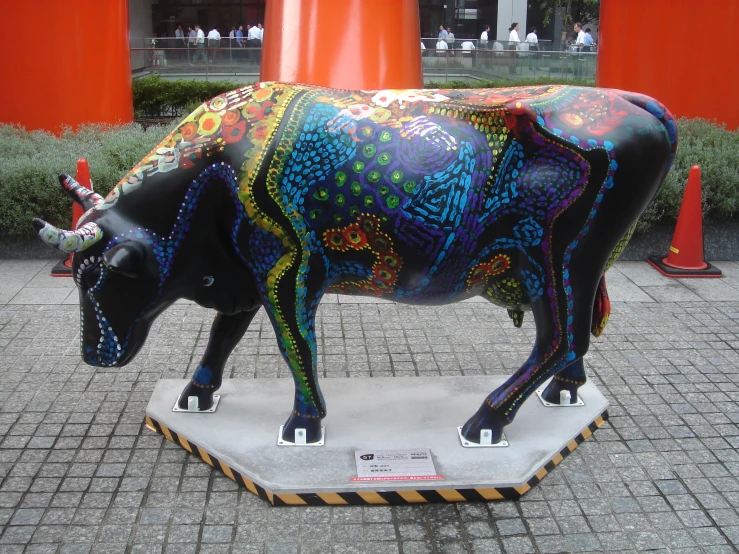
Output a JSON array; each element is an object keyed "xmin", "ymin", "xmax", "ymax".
[
  {"xmin": 637, "ymin": 118, "xmax": 739, "ymax": 231},
  {"xmin": 133, "ymin": 74, "xmax": 243, "ymax": 118},
  {"xmin": 1, "ymin": 110, "xmax": 736, "ymax": 241},
  {"xmin": 0, "ymin": 123, "xmax": 170, "ymax": 239}
]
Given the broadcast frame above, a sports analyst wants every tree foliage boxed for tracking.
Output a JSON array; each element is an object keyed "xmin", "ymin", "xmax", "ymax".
[{"xmin": 540, "ymin": 0, "xmax": 600, "ymax": 27}]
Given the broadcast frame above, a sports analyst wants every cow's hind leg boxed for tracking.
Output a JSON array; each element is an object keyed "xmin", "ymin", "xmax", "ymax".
[
  {"xmin": 462, "ymin": 261, "xmax": 600, "ymax": 444},
  {"xmin": 178, "ymin": 309, "xmax": 259, "ymax": 410},
  {"xmin": 540, "ymin": 358, "xmax": 586, "ymax": 404}
]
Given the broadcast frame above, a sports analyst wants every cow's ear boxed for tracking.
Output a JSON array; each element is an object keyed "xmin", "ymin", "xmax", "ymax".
[{"xmin": 102, "ymin": 242, "xmax": 144, "ymax": 279}]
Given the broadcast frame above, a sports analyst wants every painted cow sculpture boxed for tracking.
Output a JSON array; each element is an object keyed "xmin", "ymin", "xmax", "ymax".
[{"xmin": 34, "ymin": 83, "xmax": 677, "ymax": 445}]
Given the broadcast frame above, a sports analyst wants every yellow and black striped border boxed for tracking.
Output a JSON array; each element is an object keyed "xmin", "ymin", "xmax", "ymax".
[{"xmin": 144, "ymin": 409, "xmax": 608, "ymax": 505}]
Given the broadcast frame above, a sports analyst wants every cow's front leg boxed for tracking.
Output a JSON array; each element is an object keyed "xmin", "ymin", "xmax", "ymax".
[
  {"xmin": 178, "ymin": 308, "xmax": 259, "ymax": 410},
  {"xmin": 263, "ymin": 253, "xmax": 326, "ymax": 444}
]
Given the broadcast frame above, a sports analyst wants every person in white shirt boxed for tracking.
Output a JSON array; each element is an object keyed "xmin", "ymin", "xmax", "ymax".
[
  {"xmin": 190, "ymin": 24, "xmax": 206, "ymax": 64},
  {"xmin": 524, "ymin": 26, "xmax": 540, "ymax": 70},
  {"xmin": 246, "ymin": 23, "xmax": 262, "ymax": 62},
  {"xmin": 460, "ymin": 40, "xmax": 475, "ymax": 51},
  {"xmin": 257, "ymin": 23, "xmax": 264, "ymax": 41},
  {"xmin": 508, "ymin": 22, "xmax": 520, "ymax": 74},
  {"xmin": 574, "ymin": 22, "xmax": 586, "ymax": 51},
  {"xmin": 435, "ymin": 40, "xmax": 449, "ymax": 53},
  {"xmin": 247, "ymin": 24, "xmax": 261, "ymax": 41},
  {"xmin": 480, "ymin": 25, "xmax": 490, "ymax": 49},
  {"xmin": 207, "ymin": 27, "xmax": 221, "ymax": 62},
  {"xmin": 574, "ymin": 22, "xmax": 586, "ymax": 77}
]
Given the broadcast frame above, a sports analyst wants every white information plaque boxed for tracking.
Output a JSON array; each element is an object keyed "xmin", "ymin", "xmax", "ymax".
[{"xmin": 351, "ymin": 448, "xmax": 443, "ymax": 482}]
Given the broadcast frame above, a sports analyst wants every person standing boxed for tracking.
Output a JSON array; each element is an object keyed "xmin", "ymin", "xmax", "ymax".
[
  {"xmin": 573, "ymin": 22, "xmax": 586, "ymax": 77},
  {"xmin": 175, "ymin": 24, "xmax": 185, "ymax": 61},
  {"xmin": 257, "ymin": 23, "xmax": 264, "ymax": 41},
  {"xmin": 508, "ymin": 22, "xmax": 520, "ymax": 74},
  {"xmin": 235, "ymin": 25, "xmax": 244, "ymax": 60},
  {"xmin": 583, "ymin": 27, "xmax": 594, "ymax": 51},
  {"xmin": 187, "ymin": 25, "xmax": 197, "ymax": 63},
  {"xmin": 446, "ymin": 27, "xmax": 455, "ymax": 50},
  {"xmin": 480, "ymin": 24, "xmax": 490, "ymax": 49},
  {"xmin": 207, "ymin": 27, "xmax": 221, "ymax": 62},
  {"xmin": 438, "ymin": 24, "xmax": 448, "ymax": 46},
  {"xmin": 525, "ymin": 26, "xmax": 540, "ymax": 70},
  {"xmin": 247, "ymin": 23, "xmax": 261, "ymax": 61},
  {"xmin": 191, "ymin": 24, "xmax": 206, "ymax": 64}
]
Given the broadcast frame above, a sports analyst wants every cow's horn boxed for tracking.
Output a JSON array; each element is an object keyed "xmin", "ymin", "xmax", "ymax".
[
  {"xmin": 59, "ymin": 174, "xmax": 104, "ymax": 211},
  {"xmin": 32, "ymin": 219, "xmax": 103, "ymax": 253}
]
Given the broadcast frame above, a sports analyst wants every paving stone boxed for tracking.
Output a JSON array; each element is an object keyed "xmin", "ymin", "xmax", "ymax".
[{"xmin": 1, "ymin": 261, "xmax": 739, "ymax": 552}]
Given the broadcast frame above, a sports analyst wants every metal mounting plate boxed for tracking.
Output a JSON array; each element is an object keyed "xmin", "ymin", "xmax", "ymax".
[
  {"xmin": 277, "ymin": 425, "xmax": 325, "ymax": 446},
  {"xmin": 172, "ymin": 394, "xmax": 221, "ymax": 413},
  {"xmin": 457, "ymin": 427, "xmax": 508, "ymax": 448},
  {"xmin": 536, "ymin": 389, "xmax": 584, "ymax": 407}
]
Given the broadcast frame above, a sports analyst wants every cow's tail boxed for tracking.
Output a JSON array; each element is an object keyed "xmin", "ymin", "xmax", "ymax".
[
  {"xmin": 593, "ymin": 92, "xmax": 678, "ymax": 337},
  {"xmin": 591, "ymin": 275, "xmax": 611, "ymax": 338},
  {"xmin": 619, "ymin": 90, "xmax": 679, "ymax": 199}
]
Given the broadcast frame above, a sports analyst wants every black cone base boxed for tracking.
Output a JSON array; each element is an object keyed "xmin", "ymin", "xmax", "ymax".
[
  {"xmin": 647, "ymin": 255, "xmax": 722, "ymax": 278},
  {"xmin": 51, "ymin": 257, "xmax": 73, "ymax": 277}
]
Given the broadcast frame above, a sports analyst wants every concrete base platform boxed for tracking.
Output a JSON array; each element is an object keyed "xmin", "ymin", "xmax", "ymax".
[{"xmin": 145, "ymin": 377, "xmax": 609, "ymax": 505}]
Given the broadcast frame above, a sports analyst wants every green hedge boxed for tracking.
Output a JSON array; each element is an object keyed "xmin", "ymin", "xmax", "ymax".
[
  {"xmin": 133, "ymin": 74, "xmax": 240, "ymax": 118},
  {"xmin": 0, "ymin": 124, "xmax": 170, "ymax": 239},
  {"xmin": 133, "ymin": 75, "xmax": 593, "ymax": 117},
  {"xmin": 2, "ymin": 114, "xmax": 736, "ymax": 241}
]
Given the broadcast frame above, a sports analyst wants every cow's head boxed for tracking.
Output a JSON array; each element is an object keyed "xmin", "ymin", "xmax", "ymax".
[{"xmin": 33, "ymin": 175, "xmax": 176, "ymax": 368}]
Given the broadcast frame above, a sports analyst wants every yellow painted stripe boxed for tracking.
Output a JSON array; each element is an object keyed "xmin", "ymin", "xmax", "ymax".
[
  {"xmin": 198, "ymin": 447, "xmax": 214, "ymax": 466},
  {"xmin": 220, "ymin": 463, "xmax": 236, "ymax": 481},
  {"xmin": 475, "ymin": 488, "xmax": 504, "ymax": 500},
  {"xmin": 266, "ymin": 490, "xmax": 275, "ymax": 505},
  {"xmin": 276, "ymin": 494, "xmax": 308, "ymax": 505},
  {"xmin": 159, "ymin": 424, "xmax": 174, "ymax": 442},
  {"xmin": 397, "ymin": 490, "xmax": 427, "ymax": 503},
  {"xmin": 535, "ymin": 467, "xmax": 549, "ymax": 481},
  {"xmin": 437, "ymin": 489, "xmax": 466, "ymax": 502},
  {"xmin": 357, "ymin": 491, "xmax": 389, "ymax": 504},
  {"xmin": 144, "ymin": 416, "xmax": 157, "ymax": 433},
  {"xmin": 179, "ymin": 437, "xmax": 193, "ymax": 453},
  {"xmin": 581, "ymin": 427, "xmax": 592, "ymax": 440},
  {"xmin": 551, "ymin": 452, "xmax": 564, "ymax": 466},
  {"xmin": 594, "ymin": 415, "xmax": 605, "ymax": 427},
  {"xmin": 241, "ymin": 476, "xmax": 259, "ymax": 496},
  {"xmin": 317, "ymin": 493, "xmax": 349, "ymax": 505},
  {"xmin": 145, "ymin": 423, "xmax": 156, "ymax": 433},
  {"xmin": 566, "ymin": 439, "xmax": 578, "ymax": 451},
  {"xmin": 514, "ymin": 484, "xmax": 531, "ymax": 495}
]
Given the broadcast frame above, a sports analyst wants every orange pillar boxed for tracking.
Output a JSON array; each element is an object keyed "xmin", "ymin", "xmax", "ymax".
[
  {"xmin": 0, "ymin": 0, "xmax": 133, "ymax": 133},
  {"xmin": 261, "ymin": 0, "xmax": 422, "ymax": 90},
  {"xmin": 597, "ymin": 0, "xmax": 739, "ymax": 130}
]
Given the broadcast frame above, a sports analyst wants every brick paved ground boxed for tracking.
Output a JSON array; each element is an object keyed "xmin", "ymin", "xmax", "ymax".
[{"xmin": 0, "ymin": 259, "xmax": 738, "ymax": 554}]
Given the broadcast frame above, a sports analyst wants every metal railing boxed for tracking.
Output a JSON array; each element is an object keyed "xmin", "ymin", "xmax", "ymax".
[{"xmin": 132, "ymin": 46, "xmax": 596, "ymax": 83}]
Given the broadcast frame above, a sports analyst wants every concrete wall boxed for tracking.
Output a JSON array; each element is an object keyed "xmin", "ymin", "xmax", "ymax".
[
  {"xmin": 496, "ymin": 0, "xmax": 527, "ymax": 42},
  {"xmin": 129, "ymin": 0, "xmax": 153, "ymax": 71}
]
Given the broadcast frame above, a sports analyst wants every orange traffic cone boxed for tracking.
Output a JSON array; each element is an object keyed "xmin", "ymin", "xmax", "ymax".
[
  {"xmin": 648, "ymin": 165, "xmax": 722, "ymax": 277},
  {"xmin": 51, "ymin": 158, "xmax": 94, "ymax": 277}
]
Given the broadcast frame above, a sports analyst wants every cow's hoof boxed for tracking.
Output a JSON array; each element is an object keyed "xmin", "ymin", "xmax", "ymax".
[
  {"xmin": 281, "ymin": 413, "xmax": 323, "ymax": 444},
  {"xmin": 177, "ymin": 381, "xmax": 217, "ymax": 411},
  {"xmin": 461, "ymin": 408, "xmax": 506, "ymax": 445},
  {"xmin": 541, "ymin": 379, "xmax": 582, "ymax": 405}
]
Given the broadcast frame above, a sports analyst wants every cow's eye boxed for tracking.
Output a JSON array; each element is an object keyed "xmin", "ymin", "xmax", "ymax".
[{"xmin": 82, "ymin": 266, "xmax": 101, "ymax": 290}]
